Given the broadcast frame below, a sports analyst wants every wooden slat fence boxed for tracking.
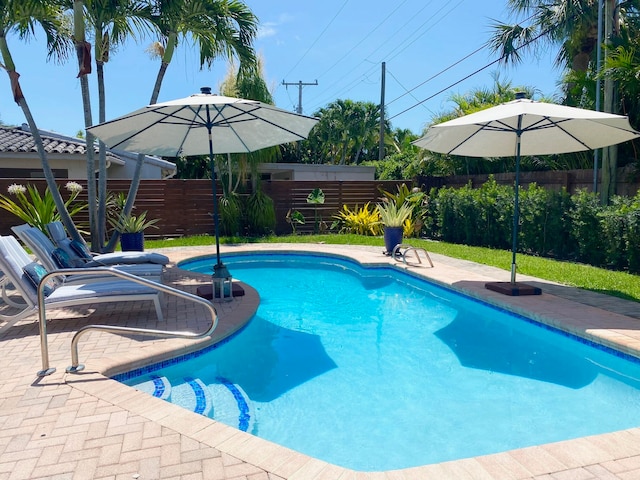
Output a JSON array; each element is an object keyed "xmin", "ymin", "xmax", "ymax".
[
  {"xmin": 1, "ymin": 168, "xmax": 637, "ymax": 238},
  {"xmin": 0, "ymin": 179, "xmax": 406, "ymax": 237}
]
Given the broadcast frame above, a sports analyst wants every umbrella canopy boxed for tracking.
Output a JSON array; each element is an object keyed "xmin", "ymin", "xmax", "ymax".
[
  {"xmin": 413, "ymin": 95, "xmax": 640, "ymax": 290},
  {"xmin": 413, "ymin": 98, "xmax": 639, "ymax": 157},
  {"xmin": 87, "ymin": 90, "xmax": 319, "ymax": 157},
  {"xmin": 87, "ymin": 88, "xmax": 319, "ymax": 273}
]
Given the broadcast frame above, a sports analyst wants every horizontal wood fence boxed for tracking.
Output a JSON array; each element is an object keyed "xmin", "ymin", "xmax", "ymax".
[
  {"xmin": 0, "ymin": 168, "xmax": 637, "ymax": 238},
  {"xmin": 417, "ymin": 167, "xmax": 640, "ymax": 197},
  {"xmin": 0, "ymin": 179, "xmax": 406, "ymax": 237}
]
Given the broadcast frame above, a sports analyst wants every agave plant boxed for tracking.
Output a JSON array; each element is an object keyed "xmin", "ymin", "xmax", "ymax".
[
  {"xmin": 109, "ymin": 211, "xmax": 159, "ymax": 233},
  {"xmin": 377, "ymin": 199, "xmax": 413, "ymax": 228}
]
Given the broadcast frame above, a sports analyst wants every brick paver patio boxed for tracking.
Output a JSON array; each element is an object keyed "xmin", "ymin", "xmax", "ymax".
[{"xmin": 1, "ymin": 243, "xmax": 640, "ymax": 479}]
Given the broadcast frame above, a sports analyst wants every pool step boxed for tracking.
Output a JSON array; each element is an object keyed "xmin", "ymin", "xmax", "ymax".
[
  {"xmin": 131, "ymin": 375, "xmax": 254, "ymax": 433},
  {"xmin": 133, "ymin": 375, "xmax": 172, "ymax": 400},
  {"xmin": 206, "ymin": 377, "xmax": 254, "ymax": 433},
  {"xmin": 170, "ymin": 377, "xmax": 213, "ymax": 416}
]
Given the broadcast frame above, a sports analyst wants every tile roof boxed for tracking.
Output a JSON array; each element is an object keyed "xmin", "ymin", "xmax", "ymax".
[{"xmin": 0, "ymin": 125, "xmax": 122, "ymax": 162}]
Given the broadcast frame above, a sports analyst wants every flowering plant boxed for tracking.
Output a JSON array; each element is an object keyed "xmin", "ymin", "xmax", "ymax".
[{"xmin": 0, "ymin": 182, "xmax": 87, "ymax": 233}]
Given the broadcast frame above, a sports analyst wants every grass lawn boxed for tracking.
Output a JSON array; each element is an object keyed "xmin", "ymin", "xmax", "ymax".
[{"xmin": 145, "ymin": 233, "xmax": 640, "ymax": 303}]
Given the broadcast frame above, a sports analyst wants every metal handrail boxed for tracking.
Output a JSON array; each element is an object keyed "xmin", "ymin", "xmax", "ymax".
[
  {"xmin": 391, "ymin": 244, "xmax": 434, "ymax": 268},
  {"xmin": 36, "ymin": 267, "xmax": 218, "ymax": 377}
]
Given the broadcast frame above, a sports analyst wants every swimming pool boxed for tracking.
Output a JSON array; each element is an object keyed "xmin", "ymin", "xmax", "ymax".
[{"xmin": 117, "ymin": 253, "xmax": 640, "ymax": 471}]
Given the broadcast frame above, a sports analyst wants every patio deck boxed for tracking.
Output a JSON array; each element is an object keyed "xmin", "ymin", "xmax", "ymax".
[{"xmin": 1, "ymin": 243, "xmax": 640, "ymax": 479}]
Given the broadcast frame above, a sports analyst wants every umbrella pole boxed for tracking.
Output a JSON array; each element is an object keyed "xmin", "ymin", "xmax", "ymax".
[
  {"xmin": 206, "ymin": 107, "xmax": 223, "ymax": 270},
  {"xmin": 511, "ymin": 129, "xmax": 522, "ymax": 284}
]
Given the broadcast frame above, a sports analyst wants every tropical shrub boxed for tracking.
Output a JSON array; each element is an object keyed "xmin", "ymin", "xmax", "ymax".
[
  {"xmin": 332, "ymin": 203, "xmax": 381, "ymax": 236},
  {"xmin": 0, "ymin": 182, "xmax": 86, "ymax": 233},
  {"xmin": 219, "ymin": 193, "xmax": 243, "ymax": 236},
  {"xmin": 286, "ymin": 209, "xmax": 305, "ymax": 234},
  {"xmin": 245, "ymin": 190, "xmax": 276, "ymax": 236}
]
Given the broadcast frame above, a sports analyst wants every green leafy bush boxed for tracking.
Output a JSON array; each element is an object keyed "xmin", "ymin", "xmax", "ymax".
[{"xmin": 421, "ymin": 180, "xmax": 640, "ymax": 274}]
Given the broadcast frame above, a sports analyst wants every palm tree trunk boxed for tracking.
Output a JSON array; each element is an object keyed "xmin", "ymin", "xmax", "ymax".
[
  {"xmin": 108, "ymin": 34, "xmax": 178, "ymax": 252},
  {"xmin": 600, "ymin": 0, "xmax": 619, "ymax": 204},
  {"xmin": 0, "ymin": 33, "xmax": 81, "ymax": 240},
  {"xmin": 73, "ymin": 0, "xmax": 99, "ymax": 248},
  {"xmin": 97, "ymin": 60, "xmax": 107, "ymax": 251}
]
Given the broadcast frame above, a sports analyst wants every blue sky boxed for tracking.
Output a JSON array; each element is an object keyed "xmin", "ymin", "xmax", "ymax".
[{"xmin": 0, "ymin": 0, "xmax": 561, "ymax": 138}]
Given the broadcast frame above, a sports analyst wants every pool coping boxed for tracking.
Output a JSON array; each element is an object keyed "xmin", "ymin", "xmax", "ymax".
[{"xmin": 8, "ymin": 243, "xmax": 640, "ymax": 479}]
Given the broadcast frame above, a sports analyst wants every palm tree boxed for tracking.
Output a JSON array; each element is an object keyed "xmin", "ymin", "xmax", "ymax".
[
  {"xmin": 84, "ymin": 0, "xmax": 153, "ymax": 250},
  {"xmin": 0, "ymin": 0, "xmax": 82, "ymax": 241},
  {"xmin": 218, "ymin": 56, "xmax": 278, "ymax": 194},
  {"xmin": 111, "ymin": 0, "xmax": 258, "ymax": 251},
  {"xmin": 308, "ymin": 99, "xmax": 394, "ymax": 165},
  {"xmin": 68, "ymin": 0, "xmax": 103, "ymax": 247},
  {"xmin": 486, "ymin": 0, "xmax": 637, "ymax": 202},
  {"xmin": 147, "ymin": 0, "xmax": 257, "ymax": 105}
]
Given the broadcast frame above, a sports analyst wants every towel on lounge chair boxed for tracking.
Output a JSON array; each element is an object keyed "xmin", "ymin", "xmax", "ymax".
[{"xmin": 46, "ymin": 221, "xmax": 169, "ymax": 266}]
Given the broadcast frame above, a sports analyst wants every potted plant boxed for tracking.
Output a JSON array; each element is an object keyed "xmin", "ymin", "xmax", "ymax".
[
  {"xmin": 110, "ymin": 211, "xmax": 159, "ymax": 251},
  {"xmin": 377, "ymin": 199, "xmax": 413, "ymax": 255}
]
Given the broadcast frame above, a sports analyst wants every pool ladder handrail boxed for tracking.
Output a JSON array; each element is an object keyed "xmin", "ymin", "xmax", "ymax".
[
  {"xmin": 391, "ymin": 244, "xmax": 434, "ymax": 268},
  {"xmin": 36, "ymin": 267, "xmax": 219, "ymax": 377}
]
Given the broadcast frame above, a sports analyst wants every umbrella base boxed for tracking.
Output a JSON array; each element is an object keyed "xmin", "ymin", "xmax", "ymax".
[
  {"xmin": 196, "ymin": 283, "xmax": 245, "ymax": 300},
  {"xmin": 485, "ymin": 281, "xmax": 541, "ymax": 296}
]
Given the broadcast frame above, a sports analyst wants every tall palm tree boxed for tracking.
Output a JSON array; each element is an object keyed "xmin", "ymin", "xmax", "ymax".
[
  {"xmin": 0, "ymin": 0, "xmax": 81, "ymax": 240},
  {"xmin": 69, "ymin": 0, "xmax": 103, "ymax": 247},
  {"xmin": 486, "ymin": 0, "xmax": 636, "ymax": 202},
  {"xmin": 112, "ymin": 0, "xmax": 258, "ymax": 251},
  {"xmin": 218, "ymin": 56, "xmax": 278, "ymax": 194},
  {"xmin": 147, "ymin": 0, "xmax": 257, "ymax": 105},
  {"xmin": 84, "ymin": 0, "xmax": 153, "ymax": 250}
]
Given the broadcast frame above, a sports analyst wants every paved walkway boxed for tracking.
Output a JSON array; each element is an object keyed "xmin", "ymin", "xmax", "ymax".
[{"xmin": 1, "ymin": 243, "xmax": 640, "ymax": 479}]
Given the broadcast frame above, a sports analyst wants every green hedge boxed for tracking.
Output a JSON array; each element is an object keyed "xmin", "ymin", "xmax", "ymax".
[{"xmin": 425, "ymin": 177, "xmax": 640, "ymax": 274}]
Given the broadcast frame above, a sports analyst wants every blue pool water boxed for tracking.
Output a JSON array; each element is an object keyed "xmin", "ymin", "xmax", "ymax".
[{"xmin": 118, "ymin": 253, "xmax": 640, "ymax": 471}]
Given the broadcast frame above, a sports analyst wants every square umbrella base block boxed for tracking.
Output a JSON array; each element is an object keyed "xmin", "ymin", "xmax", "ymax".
[
  {"xmin": 196, "ymin": 283, "xmax": 245, "ymax": 300},
  {"xmin": 485, "ymin": 282, "xmax": 542, "ymax": 296}
]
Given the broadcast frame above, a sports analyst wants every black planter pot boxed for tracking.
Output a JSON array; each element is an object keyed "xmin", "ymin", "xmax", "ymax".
[
  {"xmin": 383, "ymin": 226, "xmax": 403, "ymax": 255},
  {"xmin": 120, "ymin": 232, "xmax": 145, "ymax": 252}
]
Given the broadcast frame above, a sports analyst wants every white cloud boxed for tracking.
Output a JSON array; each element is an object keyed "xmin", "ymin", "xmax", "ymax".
[{"xmin": 258, "ymin": 23, "xmax": 278, "ymax": 39}]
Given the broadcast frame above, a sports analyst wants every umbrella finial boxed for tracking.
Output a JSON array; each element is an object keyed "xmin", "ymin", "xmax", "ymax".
[
  {"xmin": 200, "ymin": 86, "xmax": 212, "ymax": 95},
  {"xmin": 515, "ymin": 91, "xmax": 527, "ymax": 100}
]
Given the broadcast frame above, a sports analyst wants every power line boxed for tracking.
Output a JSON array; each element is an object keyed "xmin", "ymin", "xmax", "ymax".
[
  {"xmin": 389, "ymin": 23, "xmax": 555, "ymax": 121},
  {"xmin": 282, "ymin": 0, "xmax": 350, "ymax": 80}
]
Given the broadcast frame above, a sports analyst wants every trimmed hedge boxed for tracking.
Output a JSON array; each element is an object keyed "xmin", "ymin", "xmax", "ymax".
[{"xmin": 425, "ymin": 177, "xmax": 640, "ymax": 274}]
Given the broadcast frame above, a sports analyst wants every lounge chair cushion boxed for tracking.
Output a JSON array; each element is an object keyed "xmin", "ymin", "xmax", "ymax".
[
  {"xmin": 22, "ymin": 262, "xmax": 55, "ymax": 296},
  {"xmin": 69, "ymin": 239, "xmax": 93, "ymax": 260},
  {"xmin": 51, "ymin": 248, "xmax": 75, "ymax": 269}
]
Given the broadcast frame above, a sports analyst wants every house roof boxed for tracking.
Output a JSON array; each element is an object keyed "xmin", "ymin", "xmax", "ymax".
[{"xmin": 0, "ymin": 124, "xmax": 125, "ymax": 164}]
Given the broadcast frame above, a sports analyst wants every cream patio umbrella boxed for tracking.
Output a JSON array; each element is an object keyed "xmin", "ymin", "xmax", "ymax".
[
  {"xmin": 413, "ymin": 93, "xmax": 639, "ymax": 295},
  {"xmin": 87, "ymin": 87, "xmax": 319, "ymax": 286}
]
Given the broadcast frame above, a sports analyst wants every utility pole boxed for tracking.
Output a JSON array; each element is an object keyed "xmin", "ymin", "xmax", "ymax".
[
  {"xmin": 379, "ymin": 62, "xmax": 386, "ymax": 160},
  {"xmin": 282, "ymin": 80, "xmax": 318, "ymax": 114}
]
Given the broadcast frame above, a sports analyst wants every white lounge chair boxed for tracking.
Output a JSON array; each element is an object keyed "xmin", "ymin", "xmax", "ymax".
[
  {"xmin": 12, "ymin": 224, "xmax": 164, "ymax": 283},
  {"xmin": 46, "ymin": 221, "xmax": 169, "ymax": 267},
  {"xmin": 0, "ymin": 235, "xmax": 163, "ymax": 333}
]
